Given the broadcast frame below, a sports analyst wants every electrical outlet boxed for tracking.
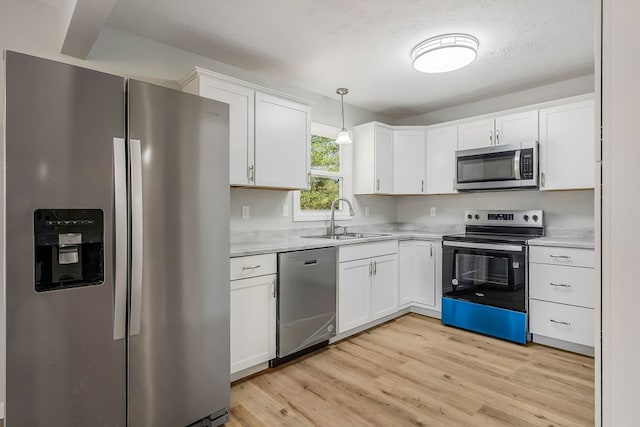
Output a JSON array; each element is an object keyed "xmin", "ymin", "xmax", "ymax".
[
  {"xmin": 282, "ymin": 204, "xmax": 289, "ymax": 217},
  {"xmin": 241, "ymin": 205, "xmax": 250, "ymax": 219},
  {"xmin": 364, "ymin": 206, "xmax": 370, "ymax": 217},
  {"xmin": 430, "ymin": 207, "xmax": 436, "ymax": 217}
]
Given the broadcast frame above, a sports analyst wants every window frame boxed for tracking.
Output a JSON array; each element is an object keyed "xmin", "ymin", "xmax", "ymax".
[{"xmin": 293, "ymin": 122, "xmax": 353, "ymax": 222}]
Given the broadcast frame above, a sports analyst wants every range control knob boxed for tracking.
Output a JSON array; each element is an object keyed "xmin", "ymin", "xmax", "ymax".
[
  {"xmin": 532, "ymin": 214, "xmax": 539, "ymax": 222},
  {"xmin": 467, "ymin": 214, "xmax": 472, "ymax": 220},
  {"xmin": 523, "ymin": 215, "xmax": 529, "ymax": 222},
  {"xmin": 474, "ymin": 214, "xmax": 480, "ymax": 220}
]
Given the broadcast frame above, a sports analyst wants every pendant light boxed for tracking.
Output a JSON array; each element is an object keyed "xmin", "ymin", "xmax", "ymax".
[{"xmin": 335, "ymin": 88, "xmax": 352, "ymax": 144}]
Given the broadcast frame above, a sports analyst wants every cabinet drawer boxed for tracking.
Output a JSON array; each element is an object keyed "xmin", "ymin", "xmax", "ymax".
[
  {"xmin": 529, "ymin": 263, "xmax": 595, "ymax": 308},
  {"xmin": 529, "ymin": 299, "xmax": 594, "ymax": 347},
  {"xmin": 230, "ymin": 253, "xmax": 277, "ymax": 280},
  {"xmin": 529, "ymin": 246, "xmax": 594, "ymax": 268},
  {"xmin": 339, "ymin": 240, "xmax": 398, "ymax": 263}
]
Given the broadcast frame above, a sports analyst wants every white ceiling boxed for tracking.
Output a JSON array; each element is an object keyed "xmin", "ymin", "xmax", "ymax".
[{"xmin": 107, "ymin": 0, "xmax": 594, "ymax": 119}]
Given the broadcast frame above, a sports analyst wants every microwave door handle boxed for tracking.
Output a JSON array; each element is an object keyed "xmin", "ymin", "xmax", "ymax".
[{"xmin": 514, "ymin": 150, "xmax": 521, "ymax": 180}]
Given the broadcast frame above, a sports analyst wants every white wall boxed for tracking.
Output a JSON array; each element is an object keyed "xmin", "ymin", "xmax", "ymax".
[
  {"xmin": 230, "ymin": 189, "xmax": 396, "ymax": 232},
  {"xmin": 601, "ymin": 1, "xmax": 640, "ymax": 425},
  {"xmin": 395, "ymin": 74, "xmax": 594, "ymax": 126},
  {"xmin": 397, "ymin": 190, "xmax": 594, "ymax": 230}
]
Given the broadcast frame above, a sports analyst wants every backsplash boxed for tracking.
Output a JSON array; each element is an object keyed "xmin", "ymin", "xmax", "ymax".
[
  {"xmin": 231, "ymin": 188, "xmax": 594, "ymax": 234},
  {"xmin": 396, "ymin": 189, "xmax": 594, "ymax": 229},
  {"xmin": 230, "ymin": 188, "xmax": 398, "ymax": 231}
]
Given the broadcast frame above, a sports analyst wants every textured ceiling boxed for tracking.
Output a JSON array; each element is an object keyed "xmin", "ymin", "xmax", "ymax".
[{"xmin": 107, "ymin": 0, "xmax": 594, "ymax": 119}]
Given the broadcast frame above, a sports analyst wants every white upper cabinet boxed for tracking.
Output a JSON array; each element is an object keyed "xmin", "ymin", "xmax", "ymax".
[
  {"xmin": 458, "ymin": 110, "xmax": 538, "ymax": 150},
  {"xmin": 538, "ymin": 100, "xmax": 595, "ymax": 191},
  {"xmin": 495, "ymin": 110, "xmax": 539, "ymax": 145},
  {"xmin": 425, "ymin": 125, "xmax": 458, "ymax": 194},
  {"xmin": 393, "ymin": 130, "xmax": 426, "ymax": 194},
  {"xmin": 255, "ymin": 92, "xmax": 310, "ymax": 189},
  {"xmin": 180, "ymin": 67, "xmax": 311, "ymax": 190},
  {"xmin": 457, "ymin": 118, "xmax": 495, "ymax": 150},
  {"xmin": 354, "ymin": 122, "xmax": 394, "ymax": 194}
]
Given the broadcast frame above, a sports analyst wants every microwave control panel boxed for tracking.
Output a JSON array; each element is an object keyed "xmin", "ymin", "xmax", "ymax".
[{"xmin": 520, "ymin": 148, "xmax": 534, "ymax": 179}]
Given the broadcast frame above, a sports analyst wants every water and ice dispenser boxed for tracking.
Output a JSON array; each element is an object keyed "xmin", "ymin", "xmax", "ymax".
[{"xmin": 34, "ymin": 209, "xmax": 105, "ymax": 292}]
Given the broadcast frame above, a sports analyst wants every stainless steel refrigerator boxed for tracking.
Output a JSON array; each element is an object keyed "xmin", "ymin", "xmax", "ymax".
[{"xmin": 4, "ymin": 51, "xmax": 230, "ymax": 426}]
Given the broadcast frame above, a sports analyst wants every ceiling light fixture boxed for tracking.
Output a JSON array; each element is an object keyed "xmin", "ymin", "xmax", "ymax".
[
  {"xmin": 411, "ymin": 33, "xmax": 479, "ymax": 73},
  {"xmin": 335, "ymin": 88, "xmax": 352, "ymax": 144}
]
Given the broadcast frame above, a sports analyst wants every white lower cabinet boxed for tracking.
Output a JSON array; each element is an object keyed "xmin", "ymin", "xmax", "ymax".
[
  {"xmin": 229, "ymin": 255, "xmax": 277, "ymax": 374},
  {"xmin": 529, "ymin": 245, "xmax": 595, "ymax": 352},
  {"xmin": 398, "ymin": 240, "xmax": 438, "ymax": 310},
  {"xmin": 338, "ymin": 242, "xmax": 398, "ymax": 334}
]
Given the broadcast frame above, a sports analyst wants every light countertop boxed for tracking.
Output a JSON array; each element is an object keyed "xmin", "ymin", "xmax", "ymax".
[
  {"xmin": 528, "ymin": 235, "xmax": 595, "ymax": 249},
  {"xmin": 230, "ymin": 231, "xmax": 447, "ymax": 257}
]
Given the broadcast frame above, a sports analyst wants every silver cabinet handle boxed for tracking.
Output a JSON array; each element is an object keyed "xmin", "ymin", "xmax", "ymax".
[
  {"xmin": 550, "ymin": 282, "xmax": 571, "ymax": 288},
  {"xmin": 541, "ymin": 172, "xmax": 545, "ymax": 187},
  {"xmin": 373, "ymin": 260, "xmax": 377, "ymax": 275},
  {"xmin": 242, "ymin": 264, "xmax": 261, "ymax": 270},
  {"xmin": 369, "ymin": 262, "xmax": 372, "ymax": 277},
  {"xmin": 550, "ymin": 319, "xmax": 571, "ymax": 326},
  {"xmin": 376, "ymin": 178, "xmax": 380, "ymax": 191},
  {"xmin": 113, "ymin": 137, "xmax": 127, "ymax": 341},
  {"xmin": 272, "ymin": 279, "xmax": 276, "ymax": 298},
  {"xmin": 248, "ymin": 164, "xmax": 255, "ymax": 183},
  {"xmin": 421, "ymin": 180, "xmax": 424, "ymax": 193},
  {"xmin": 489, "ymin": 130, "xmax": 493, "ymax": 145},
  {"xmin": 430, "ymin": 244, "xmax": 433, "ymax": 257},
  {"xmin": 495, "ymin": 129, "xmax": 500, "ymax": 145},
  {"xmin": 129, "ymin": 139, "xmax": 144, "ymax": 337},
  {"xmin": 549, "ymin": 254, "xmax": 571, "ymax": 259}
]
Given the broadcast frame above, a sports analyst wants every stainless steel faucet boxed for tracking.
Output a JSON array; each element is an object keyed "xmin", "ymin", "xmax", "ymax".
[{"xmin": 329, "ymin": 197, "xmax": 355, "ymax": 235}]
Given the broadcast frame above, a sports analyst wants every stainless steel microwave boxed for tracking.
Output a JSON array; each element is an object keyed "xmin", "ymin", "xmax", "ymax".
[{"xmin": 455, "ymin": 141, "xmax": 538, "ymax": 191}]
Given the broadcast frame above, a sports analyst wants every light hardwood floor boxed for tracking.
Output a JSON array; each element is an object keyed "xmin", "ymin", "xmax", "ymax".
[{"xmin": 227, "ymin": 314, "xmax": 594, "ymax": 426}]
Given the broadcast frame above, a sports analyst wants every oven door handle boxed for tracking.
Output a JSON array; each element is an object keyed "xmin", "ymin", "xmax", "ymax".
[{"xmin": 443, "ymin": 240, "xmax": 524, "ymax": 252}]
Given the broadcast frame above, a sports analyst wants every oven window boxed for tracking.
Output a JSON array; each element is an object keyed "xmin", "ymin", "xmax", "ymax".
[
  {"xmin": 457, "ymin": 151, "xmax": 516, "ymax": 182},
  {"xmin": 455, "ymin": 253, "xmax": 509, "ymax": 287}
]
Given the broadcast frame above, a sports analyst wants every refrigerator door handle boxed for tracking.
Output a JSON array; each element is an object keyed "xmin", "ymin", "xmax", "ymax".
[
  {"xmin": 129, "ymin": 139, "xmax": 144, "ymax": 336},
  {"xmin": 113, "ymin": 138, "xmax": 127, "ymax": 340}
]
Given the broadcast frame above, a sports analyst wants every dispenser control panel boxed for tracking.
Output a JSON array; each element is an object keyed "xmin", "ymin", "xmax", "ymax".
[{"xmin": 34, "ymin": 209, "xmax": 104, "ymax": 292}]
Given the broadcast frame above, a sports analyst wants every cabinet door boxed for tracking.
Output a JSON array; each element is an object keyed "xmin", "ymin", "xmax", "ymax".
[
  {"xmin": 371, "ymin": 254, "xmax": 398, "ymax": 320},
  {"xmin": 458, "ymin": 118, "xmax": 495, "ymax": 150},
  {"xmin": 393, "ymin": 130, "xmax": 426, "ymax": 194},
  {"xmin": 230, "ymin": 274, "xmax": 276, "ymax": 374},
  {"xmin": 398, "ymin": 242, "xmax": 414, "ymax": 307},
  {"xmin": 425, "ymin": 125, "xmax": 458, "ymax": 194},
  {"xmin": 338, "ymin": 259, "xmax": 372, "ymax": 333},
  {"xmin": 255, "ymin": 92, "xmax": 310, "ymax": 189},
  {"xmin": 412, "ymin": 241, "xmax": 436, "ymax": 307},
  {"xmin": 197, "ymin": 79, "xmax": 255, "ymax": 186},
  {"xmin": 494, "ymin": 110, "xmax": 539, "ymax": 146},
  {"xmin": 539, "ymin": 100, "xmax": 595, "ymax": 190},
  {"xmin": 374, "ymin": 125, "xmax": 394, "ymax": 193}
]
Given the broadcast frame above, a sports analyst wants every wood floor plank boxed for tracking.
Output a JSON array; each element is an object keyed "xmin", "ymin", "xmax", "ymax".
[{"xmin": 229, "ymin": 314, "xmax": 595, "ymax": 426}]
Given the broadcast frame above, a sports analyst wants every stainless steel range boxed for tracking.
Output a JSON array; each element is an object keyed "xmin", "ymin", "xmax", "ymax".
[{"xmin": 441, "ymin": 209, "xmax": 544, "ymax": 344}]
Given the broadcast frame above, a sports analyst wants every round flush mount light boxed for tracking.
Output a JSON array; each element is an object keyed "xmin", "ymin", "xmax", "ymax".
[{"xmin": 410, "ymin": 33, "xmax": 479, "ymax": 73}]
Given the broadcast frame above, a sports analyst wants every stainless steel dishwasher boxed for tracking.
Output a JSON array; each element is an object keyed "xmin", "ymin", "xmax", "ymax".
[{"xmin": 272, "ymin": 246, "xmax": 337, "ymax": 366}]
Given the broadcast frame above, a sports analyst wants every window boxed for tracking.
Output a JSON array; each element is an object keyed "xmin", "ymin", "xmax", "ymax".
[{"xmin": 293, "ymin": 122, "xmax": 353, "ymax": 221}]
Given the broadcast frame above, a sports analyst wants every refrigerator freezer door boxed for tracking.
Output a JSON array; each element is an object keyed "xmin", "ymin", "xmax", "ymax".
[
  {"xmin": 127, "ymin": 80, "xmax": 230, "ymax": 427},
  {"xmin": 5, "ymin": 52, "xmax": 126, "ymax": 426}
]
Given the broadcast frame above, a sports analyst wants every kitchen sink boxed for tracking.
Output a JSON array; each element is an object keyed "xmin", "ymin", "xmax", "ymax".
[{"xmin": 302, "ymin": 232, "xmax": 390, "ymax": 240}]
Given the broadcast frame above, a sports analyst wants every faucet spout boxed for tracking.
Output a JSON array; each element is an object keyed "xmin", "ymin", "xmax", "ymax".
[{"xmin": 329, "ymin": 197, "xmax": 355, "ymax": 235}]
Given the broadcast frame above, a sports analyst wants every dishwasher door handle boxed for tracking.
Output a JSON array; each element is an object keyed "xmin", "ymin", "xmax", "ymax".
[{"xmin": 304, "ymin": 259, "xmax": 318, "ymax": 266}]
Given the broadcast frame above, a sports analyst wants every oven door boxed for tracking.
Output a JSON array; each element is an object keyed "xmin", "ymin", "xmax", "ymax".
[{"xmin": 442, "ymin": 241, "xmax": 527, "ymax": 312}]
